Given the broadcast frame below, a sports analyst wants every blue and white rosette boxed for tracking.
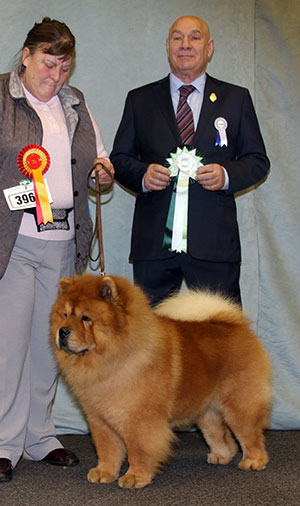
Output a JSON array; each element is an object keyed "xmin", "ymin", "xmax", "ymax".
[
  {"xmin": 214, "ymin": 117, "xmax": 228, "ymax": 147},
  {"xmin": 163, "ymin": 146, "xmax": 204, "ymax": 253}
]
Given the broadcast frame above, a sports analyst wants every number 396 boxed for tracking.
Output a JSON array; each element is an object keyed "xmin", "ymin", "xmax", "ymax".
[{"xmin": 15, "ymin": 192, "xmax": 35, "ymax": 205}]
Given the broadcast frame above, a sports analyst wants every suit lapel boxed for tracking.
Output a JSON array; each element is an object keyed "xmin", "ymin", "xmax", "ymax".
[
  {"xmin": 152, "ymin": 75, "xmax": 182, "ymax": 145},
  {"xmin": 193, "ymin": 74, "xmax": 221, "ymax": 145}
]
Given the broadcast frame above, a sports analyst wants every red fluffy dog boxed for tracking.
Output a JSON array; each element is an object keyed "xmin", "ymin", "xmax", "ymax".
[{"xmin": 50, "ymin": 274, "xmax": 272, "ymax": 488}]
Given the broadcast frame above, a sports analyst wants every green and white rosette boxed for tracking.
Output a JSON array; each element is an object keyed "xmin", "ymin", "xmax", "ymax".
[{"xmin": 163, "ymin": 146, "xmax": 204, "ymax": 253}]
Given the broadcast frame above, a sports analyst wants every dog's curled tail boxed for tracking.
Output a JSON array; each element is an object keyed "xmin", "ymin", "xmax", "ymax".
[{"xmin": 154, "ymin": 290, "xmax": 245, "ymax": 325}]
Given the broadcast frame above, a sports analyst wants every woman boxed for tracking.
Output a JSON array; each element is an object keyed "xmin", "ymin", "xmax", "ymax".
[{"xmin": 0, "ymin": 18, "xmax": 114, "ymax": 482}]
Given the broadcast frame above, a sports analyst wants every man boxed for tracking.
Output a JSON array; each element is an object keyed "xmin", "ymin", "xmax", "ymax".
[{"xmin": 110, "ymin": 15, "xmax": 269, "ymax": 306}]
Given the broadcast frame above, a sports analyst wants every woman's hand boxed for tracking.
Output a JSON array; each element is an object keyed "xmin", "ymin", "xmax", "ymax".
[{"xmin": 93, "ymin": 158, "xmax": 114, "ymax": 184}]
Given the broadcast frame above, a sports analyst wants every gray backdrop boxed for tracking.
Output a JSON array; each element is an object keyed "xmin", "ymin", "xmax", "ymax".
[{"xmin": 0, "ymin": 0, "xmax": 299, "ymax": 432}]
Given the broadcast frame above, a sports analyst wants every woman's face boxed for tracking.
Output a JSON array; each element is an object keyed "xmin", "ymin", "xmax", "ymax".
[{"xmin": 21, "ymin": 47, "xmax": 73, "ymax": 102}]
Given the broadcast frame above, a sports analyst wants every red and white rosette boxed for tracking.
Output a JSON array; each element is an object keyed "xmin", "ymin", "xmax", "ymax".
[{"xmin": 17, "ymin": 144, "xmax": 53, "ymax": 225}]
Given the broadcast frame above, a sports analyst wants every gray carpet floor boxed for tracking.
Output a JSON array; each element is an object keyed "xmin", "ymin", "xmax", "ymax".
[{"xmin": 1, "ymin": 430, "xmax": 300, "ymax": 506}]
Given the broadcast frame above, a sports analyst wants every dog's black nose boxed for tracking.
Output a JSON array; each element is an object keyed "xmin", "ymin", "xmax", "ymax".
[{"xmin": 58, "ymin": 327, "xmax": 71, "ymax": 349}]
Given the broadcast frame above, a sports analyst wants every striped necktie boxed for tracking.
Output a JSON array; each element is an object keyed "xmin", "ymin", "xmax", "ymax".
[{"xmin": 176, "ymin": 85, "xmax": 195, "ymax": 145}]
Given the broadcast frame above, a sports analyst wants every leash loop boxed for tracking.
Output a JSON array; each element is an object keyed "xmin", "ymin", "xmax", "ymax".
[{"xmin": 87, "ymin": 162, "xmax": 113, "ymax": 276}]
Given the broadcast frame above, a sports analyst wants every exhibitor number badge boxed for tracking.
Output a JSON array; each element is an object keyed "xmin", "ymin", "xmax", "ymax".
[{"xmin": 3, "ymin": 180, "xmax": 52, "ymax": 211}]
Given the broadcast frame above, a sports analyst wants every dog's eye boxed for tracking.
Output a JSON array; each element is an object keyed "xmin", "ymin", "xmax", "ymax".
[{"xmin": 81, "ymin": 315, "xmax": 91, "ymax": 323}]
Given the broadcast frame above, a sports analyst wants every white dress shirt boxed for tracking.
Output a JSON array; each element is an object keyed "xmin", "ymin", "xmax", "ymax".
[{"xmin": 169, "ymin": 72, "xmax": 206, "ymax": 128}]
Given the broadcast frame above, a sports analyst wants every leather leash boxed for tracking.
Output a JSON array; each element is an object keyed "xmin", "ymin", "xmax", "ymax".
[{"xmin": 87, "ymin": 162, "xmax": 114, "ymax": 276}]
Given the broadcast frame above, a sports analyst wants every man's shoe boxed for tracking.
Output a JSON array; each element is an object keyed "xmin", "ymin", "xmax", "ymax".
[
  {"xmin": 0, "ymin": 458, "xmax": 12, "ymax": 482},
  {"xmin": 42, "ymin": 449, "xmax": 79, "ymax": 467}
]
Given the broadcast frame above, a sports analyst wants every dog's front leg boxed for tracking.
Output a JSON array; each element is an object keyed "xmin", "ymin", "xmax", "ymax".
[
  {"xmin": 87, "ymin": 419, "xmax": 126, "ymax": 484},
  {"xmin": 118, "ymin": 420, "xmax": 174, "ymax": 488}
]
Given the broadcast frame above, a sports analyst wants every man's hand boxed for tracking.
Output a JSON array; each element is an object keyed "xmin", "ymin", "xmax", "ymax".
[
  {"xmin": 196, "ymin": 164, "xmax": 225, "ymax": 191},
  {"xmin": 144, "ymin": 163, "xmax": 171, "ymax": 191},
  {"xmin": 93, "ymin": 158, "xmax": 114, "ymax": 184}
]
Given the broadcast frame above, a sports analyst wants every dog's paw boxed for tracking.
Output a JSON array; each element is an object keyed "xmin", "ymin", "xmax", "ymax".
[
  {"xmin": 207, "ymin": 452, "xmax": 233, "ymax": 465},
  {"xmin": 118, "ymin": 472, "xmax": 152, "ymax": 489},
  {"xmin": 87, "ymin": 466, "xmax": 116, "ymax": 483},
  {"xmin": 238, "ymin": 454, "xmax": 269, "ymax": 471}
]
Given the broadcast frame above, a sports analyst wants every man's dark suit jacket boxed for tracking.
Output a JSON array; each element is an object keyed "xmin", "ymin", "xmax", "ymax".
[{"xmin": 110, "ymin": 74, "xmax": 270, "ymax": 263}]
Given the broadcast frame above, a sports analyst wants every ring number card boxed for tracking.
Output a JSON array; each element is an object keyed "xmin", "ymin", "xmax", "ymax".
[{"xmin": 3, "ymin": 180, "xmax": 53, "ymax": 211}]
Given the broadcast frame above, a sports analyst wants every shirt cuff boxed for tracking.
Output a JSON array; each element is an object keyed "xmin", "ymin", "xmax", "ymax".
[
  {"xmin": 142, "ymin": 175, "xmax": 151, "ymax": 193},
  {"xmin": 221, "ymin": 166, "xmax": 229, "ymax": 190}
]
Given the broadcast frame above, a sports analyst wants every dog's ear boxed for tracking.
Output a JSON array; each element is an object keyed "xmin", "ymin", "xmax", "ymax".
[
  {"xmin": 59, "ymin": 278, "xmax": 72, "ymax": 295},
  {"xmin": 99, "ymin": 276, "xmax": 119, "ymax": 304}
]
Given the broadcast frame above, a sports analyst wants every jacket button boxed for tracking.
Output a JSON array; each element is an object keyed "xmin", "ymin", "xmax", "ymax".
[
  {"xmin": 77, "ymin": 252, "xmax": 81, "ymax": 258},
  {"xmin": 71, "ymin": 158, "xmax": 76, "ymax": 164},
  {"xmin": 74, "ymin": 190, "xmax": 79, "ymax": 197},
  {"xmin": 76, "ymin": 224, "xmax": 80, "ymax": 230}
]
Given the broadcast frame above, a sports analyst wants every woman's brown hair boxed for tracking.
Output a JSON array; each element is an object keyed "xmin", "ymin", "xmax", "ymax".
[{"xmin": 23, "ymin": 17, "xmax": 75, "ymax": 60}]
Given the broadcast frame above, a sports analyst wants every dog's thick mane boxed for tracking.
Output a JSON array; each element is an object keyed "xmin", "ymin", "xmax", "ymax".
[{"xmin": 154, "ymin": 290, "xmax": 244, "ymax": 324}]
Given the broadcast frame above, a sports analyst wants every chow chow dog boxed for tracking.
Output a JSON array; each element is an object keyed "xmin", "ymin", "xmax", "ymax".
[{"xmin": 50, "ymin": 274, "xmax": 272, "ymax": 488}]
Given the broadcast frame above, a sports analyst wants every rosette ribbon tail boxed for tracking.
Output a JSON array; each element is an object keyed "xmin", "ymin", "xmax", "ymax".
[
  {"xmin": 171, "ymin": 171, "xmax": 189, "ymax": 252},
  {"xmin": 32, "ymin": 169, "xmax": 53, "ymax": 225},
  {"xmin": 163, "ymin": 172, "xmax": 189, "ymax": 253},
  {"xmin": 162, "ymin": 179, "xmax": 177, "ymax": 250}
]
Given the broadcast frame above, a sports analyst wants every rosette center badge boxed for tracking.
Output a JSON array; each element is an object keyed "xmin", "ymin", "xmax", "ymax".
[{"xmin": 167, "ymin": 146, "xmax": 203, "ymax": 179}]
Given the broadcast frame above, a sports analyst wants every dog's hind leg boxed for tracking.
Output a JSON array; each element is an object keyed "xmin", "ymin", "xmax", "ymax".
[
  {"xmin": 226, "ymin": 416, "xmax": 269, "ymax": 470},
  {"xmin": 87, "ymin": 419, "xmax": 126, "ymax": 484},
  {"xmin": 221, "ymin": 397, "xmax": 270, "ymax": 470},
  {"xmin": 197, "ymin": 407, "xmax": 238, "ymax": 465}
]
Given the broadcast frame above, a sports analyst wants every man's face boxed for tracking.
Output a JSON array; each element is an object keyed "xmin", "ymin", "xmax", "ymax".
[
  {"xmin": 21, "ymin": 47, "xmax": 73, "ymax": 102},
  {"xmin": 166, "ymin": 16, "xmax": 214, "ymax": 83}
]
